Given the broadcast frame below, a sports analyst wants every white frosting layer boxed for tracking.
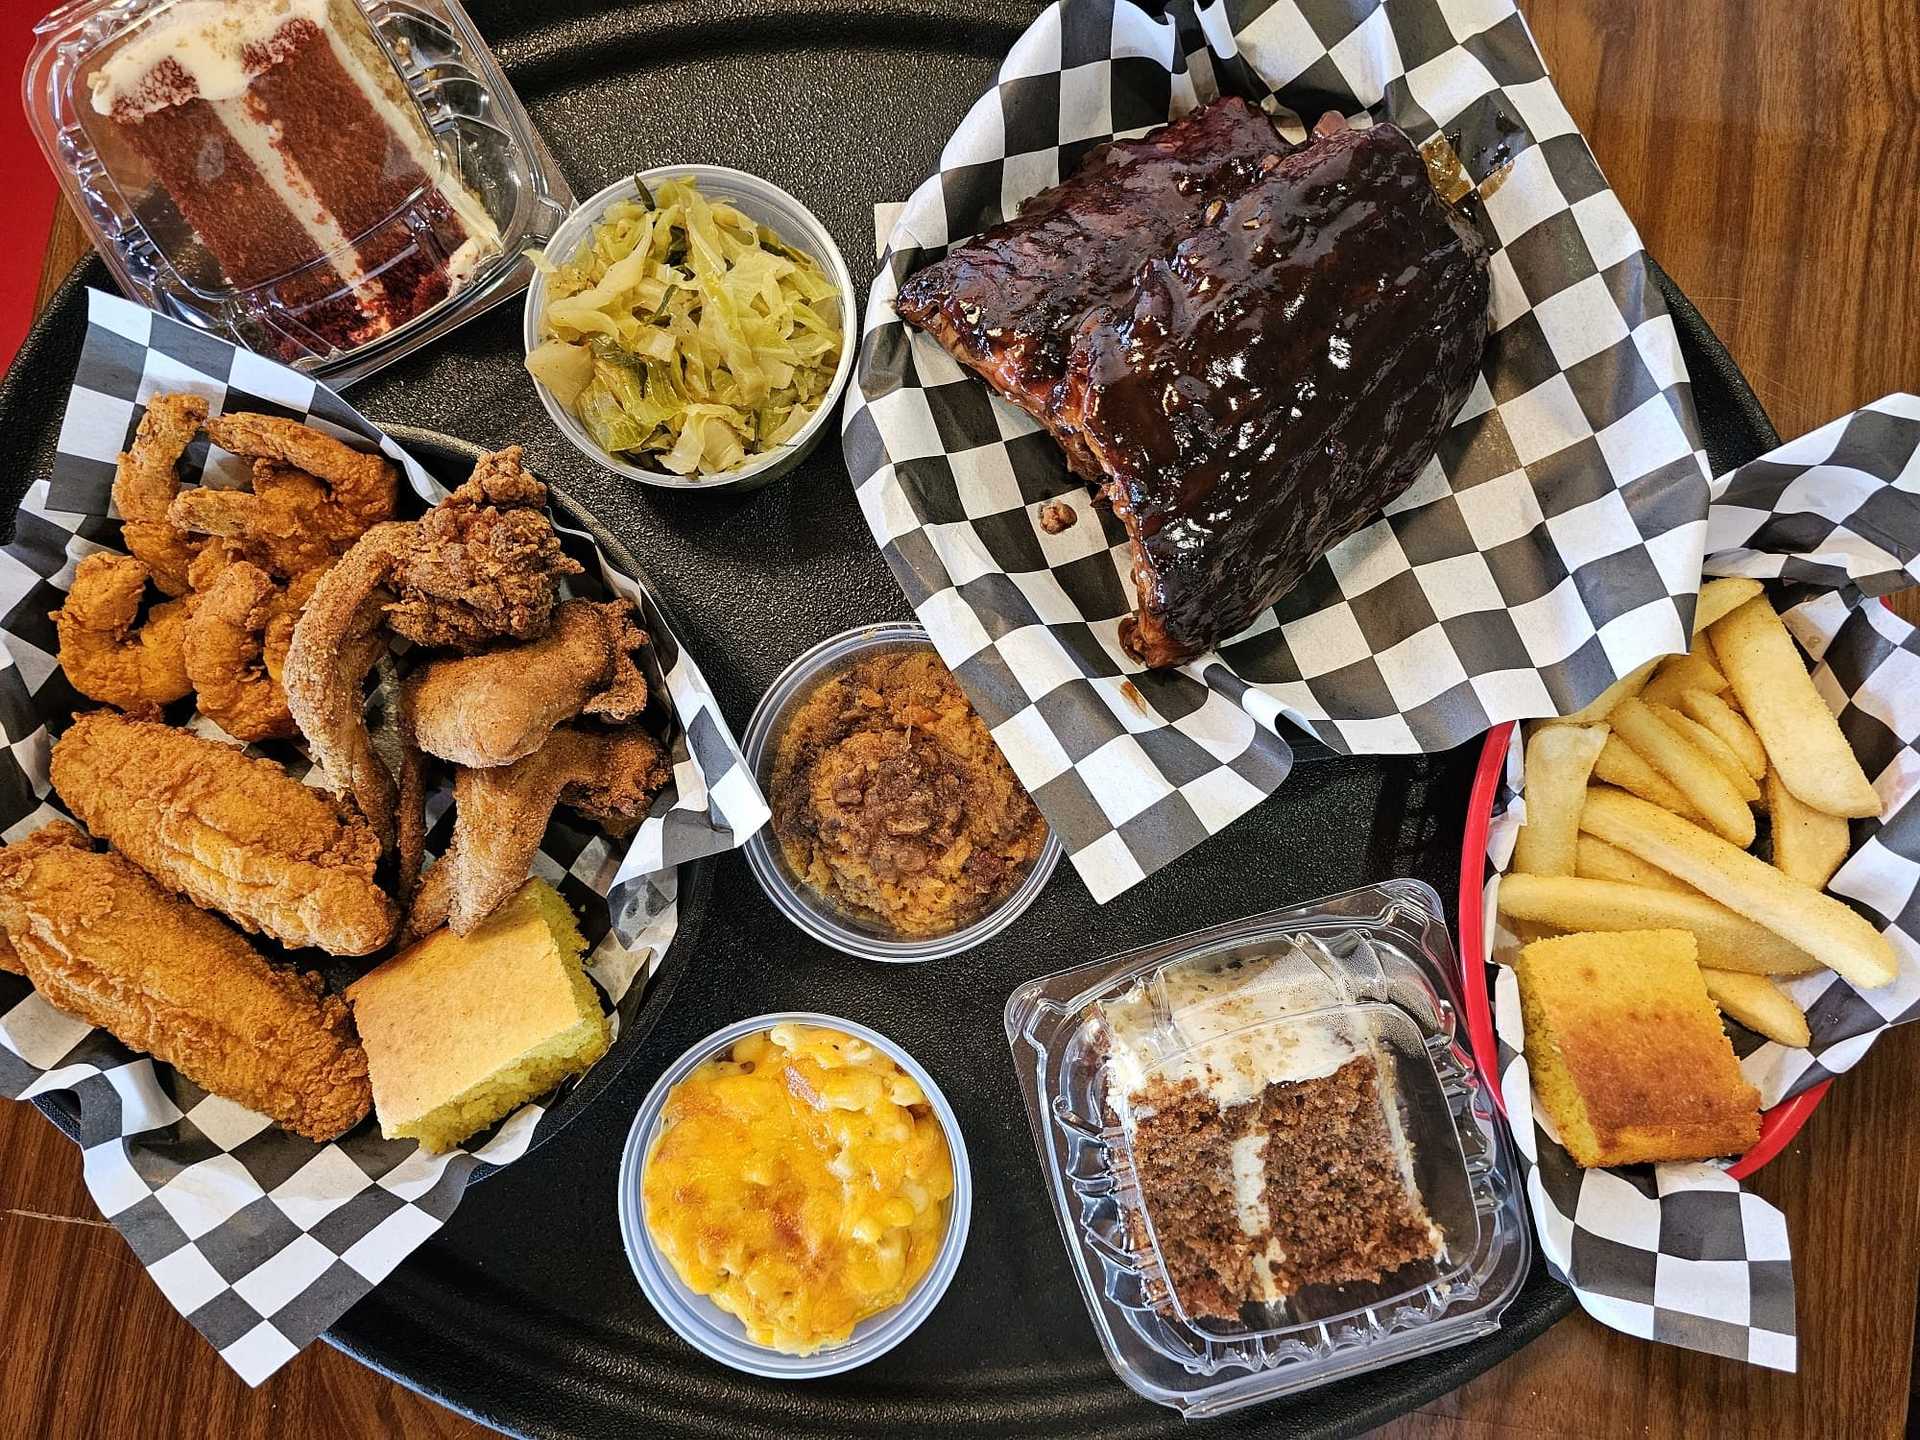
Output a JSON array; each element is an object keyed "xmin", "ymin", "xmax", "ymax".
[
  {"xmin": 91, "ymin": 0, "xmax": 332, "ymax": 115},
  {"xmin": 1102, "ymin": 952, "xmax": 1360, "ymax": 1111}
]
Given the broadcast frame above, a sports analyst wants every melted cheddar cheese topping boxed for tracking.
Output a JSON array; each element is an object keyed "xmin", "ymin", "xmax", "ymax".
[{"xmin": 642, "ymin": 1023, "xmax": 954, "ymax": 1354}]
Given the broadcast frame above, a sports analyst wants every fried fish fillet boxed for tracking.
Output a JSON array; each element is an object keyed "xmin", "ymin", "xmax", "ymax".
[
  {"xmin": 0, "ymin": 823, "xmax": 370, "ymax": 1141},
  {"xmin": 50, "ymin": 712, "xmax": 397, "ymax": 955}
]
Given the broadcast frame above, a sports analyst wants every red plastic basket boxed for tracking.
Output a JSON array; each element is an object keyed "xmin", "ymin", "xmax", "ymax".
[{"xmin": 1456, "ymin": 719, "xmax": 1830, "ymax": 1180}]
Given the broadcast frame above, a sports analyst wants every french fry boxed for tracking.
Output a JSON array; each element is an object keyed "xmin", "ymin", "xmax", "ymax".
[
  {"xmin": 1650, "ymin": 702, "xmax": 1762, "ymax": 803},
  {"xmin": 1679, "ymin": 689, "xmax": 1767, "ymax": 780},
  {"xmin": 1552, "ymin": 656, "xmax": 1659, "ymax": 727},
  {"xmin": 1575, "ymin": 835, "xmax": 1693, "ymax": 894},
  {"xmin": 1593, "ymin": 735, "xmax": 1699, "ymax": 817},
  {"xmin": 1497, "ymin": 872, "xmax": 1821, "ymax": 975},
  {"xmin": 1693, "ymin": 577, "xmax": 1765, "ymax": 635},
  {"xmin": 1641, "ymin": 642, "xmax": 1728, "ymax": 709},
  {"xmin": 1512, "ymin": 724, "xmax": 1610, "ymax": 876},
  {"xmin": 1580, "ymin": 787, "xmax": 1897, "ymax": 988},
  {"xmin": 1767, "ymin": 770, "xmax": 1851, "ymax": 890},
  {"xmin": 1610, "ymin": 698, "xmax": 1756, "ymax": 846},
  {"xmin": 1700, "ymin": 969, "xmax": 1811, "ymax": 1048},
  {"xmin": 1711, "ymin": 596, "xmax": 1882, "ymax": 819}
]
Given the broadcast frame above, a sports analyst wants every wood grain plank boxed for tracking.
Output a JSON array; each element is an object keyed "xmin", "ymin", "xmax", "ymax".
[{"xmin": 7, "ymin": 0, "xmax": 1919, "ymax": 1434}]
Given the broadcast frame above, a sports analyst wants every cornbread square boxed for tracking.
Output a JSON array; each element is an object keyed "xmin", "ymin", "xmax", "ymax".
[
  {"xmin": 1515, "ymin": 929, "xmax": 1759, "ymax": 1168},
  {"xmin": 346, "ymin": 879, "xmax": 610, "ymax": 1152}
]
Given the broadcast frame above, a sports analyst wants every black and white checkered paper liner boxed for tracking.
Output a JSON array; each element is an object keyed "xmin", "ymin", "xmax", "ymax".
[
  {"xmin": 0, "ymin": 290, "xmax": 770, "ymax": 1384},
  {"xmin": 846, "ymin": 0, "xmax": 1717, "ymax": 902},
  {"xmin": 1478, "ymin": 393, "xmax": 1920, "ymax": 1373}
]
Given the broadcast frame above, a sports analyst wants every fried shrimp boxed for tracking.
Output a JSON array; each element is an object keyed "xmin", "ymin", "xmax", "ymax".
[
  {"xmin": 113, "ymin": 393, "xmax": 207, "ymax": 596},
  {"xmin": 170, "ymin": 461, "xmax": 372, "ymax": 579},
  {"xmin": 183, "ymin": 562, "xmax": 299, "ymax": 741},
  {"xmin": 54, "ymin": 553, "xmax": 192, "ymax": 710},
  {"xmin": 204, "ymin": 412, "xmax": 398, "ymax": 528}
]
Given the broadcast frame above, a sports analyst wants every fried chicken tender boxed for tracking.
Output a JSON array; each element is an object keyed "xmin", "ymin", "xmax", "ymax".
[
  {"xmin": 405, "ymin": 726, "xmax": 669, "ymax": 937},
  {"xmin": 203, "ymin": 412, "xmax": 398, "ymax": 528},
  {"xmin": 0, "ymin": 822, "xmax": 371, "ymax": 1141},
  {"xmin": 50, "ymin": 712, "xmax": 397, "ymax": 956},
  {"xmin": 383, "ymin": 446, "xmax": 581, "ymax": 651},
  {"xmin": 170, "ymin": 461, "xmax": 373, "ymax": 579},
  {"xmin": 113, "ymin": 393, "xmax": 207, "ymax": 596},
  {"xmin": 404, "ymin": 599, "xmax": 649, "ymax": 769},
  {"xmin": 54, "ymin": 553, "xmax": 192, "ymax": 710}
]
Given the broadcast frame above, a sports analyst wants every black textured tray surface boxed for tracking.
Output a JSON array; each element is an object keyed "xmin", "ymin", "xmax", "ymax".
[{"xmin": 0, "ymin": 1, "xmax": 1778, "ymax": 1434}]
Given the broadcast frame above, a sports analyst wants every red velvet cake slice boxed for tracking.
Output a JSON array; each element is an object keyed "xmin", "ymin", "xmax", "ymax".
[{"xmin": 88, "ymin": 0, "xmax": 500, "ymax": 357}]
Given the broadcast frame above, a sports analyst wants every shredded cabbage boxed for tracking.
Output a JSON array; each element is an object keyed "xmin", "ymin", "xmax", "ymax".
[{"xmin": 527, "ymin": 177, "xmax": 843, "ymax": 475}]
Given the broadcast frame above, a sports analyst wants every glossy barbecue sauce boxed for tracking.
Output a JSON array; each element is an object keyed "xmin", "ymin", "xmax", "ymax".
[{"xmin": 1066, "ymin": 118, "xmax": 1492, "ymax": 665}]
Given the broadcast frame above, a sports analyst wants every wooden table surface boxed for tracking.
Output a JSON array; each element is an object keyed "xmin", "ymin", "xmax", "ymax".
[{"xmin": 4, "ymin": 1, "xmax": 1916, "ymax": 1436}]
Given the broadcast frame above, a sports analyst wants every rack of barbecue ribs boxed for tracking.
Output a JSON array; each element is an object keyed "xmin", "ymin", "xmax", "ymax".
[{"xmin": 895, "ymin": 102, "xmax": 1492, "ymax": 667}]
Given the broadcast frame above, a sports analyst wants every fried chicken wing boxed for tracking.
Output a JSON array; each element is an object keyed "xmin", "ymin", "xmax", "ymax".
[
  {"xmin": 0, "ymin": 822, "xmax": 371, "ymax": 1141},
  {"xmin": 54, "ymin": 553, "xmax": 192, "ymax": 711},
  {"xmin": 383, "ymin": 446, "xmax": 581, "ymax": 651},
  {"xmin": 113, "ymin": 393, "xmax": 208, "ymax": 596},
  {"xmin": 50, "ymin": 712, "xmax": 396, "ymax": 955},
  {"xmin": 203, "ymin": 412, "xmax": 398, "ymax": 527},
  {"xmin": 404, "ymin": 599, "xmax": 649, "ymax": 769},
  {"xmin": 405, "ymin": 726, "xmax": 669, "ymax": 937},
  {"xmin": 284, "ymin": 450, "xmax": 583, "ymax": 844}
]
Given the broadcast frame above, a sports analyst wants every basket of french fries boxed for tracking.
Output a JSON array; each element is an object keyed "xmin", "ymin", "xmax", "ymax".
[{"xmin": 1457, "ymin": 389, "xmax": 1920, "ymax": 1368}]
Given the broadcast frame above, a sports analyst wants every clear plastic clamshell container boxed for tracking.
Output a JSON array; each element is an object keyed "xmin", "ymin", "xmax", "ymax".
[
  {"xmin": 1003, "ymin": 880, "xmax": 1527, "ymax": 1418},
  {"xmin": 26, "ymin": 0, "xmax": 572, "ymax": 386}
]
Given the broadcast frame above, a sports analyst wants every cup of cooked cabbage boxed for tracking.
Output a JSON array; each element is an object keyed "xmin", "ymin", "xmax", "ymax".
[
  {"xmin": 618, "ymin": 1013, "xmax": 971, "ymax": 1377},
  {"xmin": 524, "ymin": 167, "xmax": 855, "ymax": 491}
]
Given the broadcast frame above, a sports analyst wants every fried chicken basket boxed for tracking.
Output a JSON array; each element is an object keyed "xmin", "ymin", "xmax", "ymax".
[{"xmin": 0, "ymin": 289, "xmax": 770, "ymax": 1385}]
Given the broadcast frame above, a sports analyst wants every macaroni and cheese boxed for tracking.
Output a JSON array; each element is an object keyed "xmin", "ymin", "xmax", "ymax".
[{"xmin": 641, "ymin": 1023, "xmax": 954, "ymax": 1354}]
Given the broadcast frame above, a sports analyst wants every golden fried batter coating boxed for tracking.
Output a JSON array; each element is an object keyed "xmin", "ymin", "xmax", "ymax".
[
  {"xmin": 170, "ymin": 462, "xmax": 366, "ymax": 579},
  {"xmin": 0, "ymin": 822, "xmax": 370, "ymax": 1141},
  {"xmin": 113, "ymin": 393, "xmax": 208, "ymax": 596},
  {"xmin": 183, "ymin": 561, "xmax": 299, "ymax": 742},
  {"xmin": 203, "ymin": 412, "xmax": 397, "ymax": 527},
  {"xmin": 50, "ymin": 712, "xmax": 396, "ymax": 956},
  {"xmin": 383, "ymin": 446, "xmax": 581, "ymax": 652},
  {"xmin": 53, "ymin": 553, "xmax": 192, "ymax": 711}
]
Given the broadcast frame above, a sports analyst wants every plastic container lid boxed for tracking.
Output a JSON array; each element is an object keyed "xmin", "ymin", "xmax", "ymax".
[
  {"xmin": 522, "ymin": 166, "xmax": 858, "ymax": 493},
  {"xmin": 740, "ymin": 622, "xmax": 1063, "ymax": 961},
  {"xmin": 1003, "ymin": 880, "xmax": 1529, "ymax": 1418},
  {"xmin": 26, "ymin": 0, "xmax": 572, "ymax": 386},
  {"xmin": 616, "ymin": 1012, "xmax": 972, "ymax": 1378}
]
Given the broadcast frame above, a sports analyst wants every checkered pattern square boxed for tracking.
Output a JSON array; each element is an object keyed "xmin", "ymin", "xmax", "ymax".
[
  {"xmin": 0, "ymin": 291, "xmax": 769, "ymax": 1384},
  {"xmin": 1477, "ymin": 401, "xmax": 1920, "ymax": 1369},
  {"xmin": 844, "ymin": 0, "xmax": 1713, "ymax": 903}
]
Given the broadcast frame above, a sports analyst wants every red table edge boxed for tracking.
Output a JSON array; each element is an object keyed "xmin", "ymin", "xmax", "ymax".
[{"xmin": 1455, "ymin": 719, "xmax": 1830, "ymax": 1179}]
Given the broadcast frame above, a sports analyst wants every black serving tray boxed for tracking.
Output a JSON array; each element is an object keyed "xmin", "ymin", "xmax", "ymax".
[{"xmin": 0, "ymin": 0, "xmax": 1778, "ymax": 1434}]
